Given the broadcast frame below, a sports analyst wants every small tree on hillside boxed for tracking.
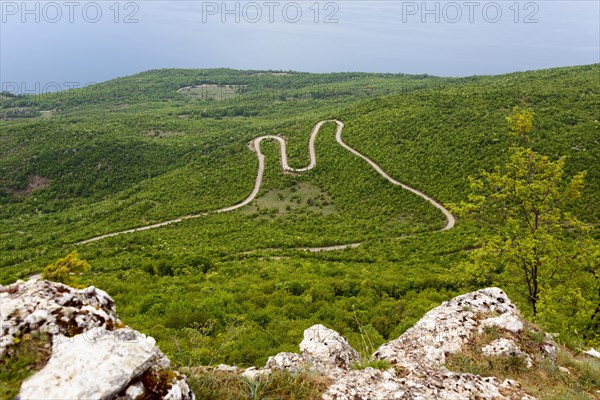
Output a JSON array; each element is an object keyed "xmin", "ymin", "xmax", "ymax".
[
  {"xmin": 43, "ymin": 251, "xmax": 90, "ymax": 285},
  {"xmin": 451, "ymin": 108, "xmax": 596, "ymax": 329}
]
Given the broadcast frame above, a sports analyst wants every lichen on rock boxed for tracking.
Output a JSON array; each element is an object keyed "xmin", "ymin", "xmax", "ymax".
[{"xmin": 1, "ymin": 278, "xmax": 120, "ymax": 356}]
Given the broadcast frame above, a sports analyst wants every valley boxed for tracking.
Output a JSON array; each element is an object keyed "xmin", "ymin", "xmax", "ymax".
[{"xmin": 1, "ymin": 65, "xmax": 598, "ymax": 374}]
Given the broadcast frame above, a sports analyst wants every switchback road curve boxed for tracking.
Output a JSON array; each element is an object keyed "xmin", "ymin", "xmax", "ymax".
[{"xmin": 77, "ymin": 120, "xmax": 455, "ymax": 247}]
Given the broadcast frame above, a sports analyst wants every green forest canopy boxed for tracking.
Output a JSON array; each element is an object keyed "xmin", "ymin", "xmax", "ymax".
[{"xmin": 1, "ymin": 64, "xmax": 598, "ymax": 366}]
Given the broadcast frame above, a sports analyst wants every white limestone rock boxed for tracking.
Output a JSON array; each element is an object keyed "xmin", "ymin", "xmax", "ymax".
[
  {"xmin": 482, "ymin": 338, "xmax": 533, "ymax": 368},
  {"xmin": 19, "ymin": 328, "xmax": 157, "ymax": 399},
  {"xmin": 374, "ymin": 287, "xmax": 530, "ymax": 369},
  {"xmin": 215, "ymin": 364, "xmax": 239, "ymax": 373},
  {"xmin": 241, "ymin": 366, "xmax": 271, "ymax": 380},
  {"xmin": 583, "ymin": 348, "xmax": 600, "ymax": 359},
  {"xmin": 165, "ymin": 378, "xmax": 194, "ymax": 400},
  {"xmin": 254, "ymin": 288, "xmax": 546, "ymax": 400},
  {"xmin": 6, "ymin": 279, "xmax": 557, "ymax": 400},
  {"xmin": 1, "ymin": 279, "xmax": 194, "ymax": 400},
  {"xmin": 18, "ymin": 327, "xmax": 195, "ymax": 400},
  {"xmin": 481, "ymin": 314, "xmax": 524, "ymax": 333},
  {"xmin": 300, "ymin": 324, "xmax": 361, "ymax": 370},
  {"xmin": 322, "ymin": 367, "xmax": 405, "ymax": 400},
  {"xmin": 124, "ymin": 382, "xmax": 145, "ymax": 399},
  {"xmin": 320, "ymin": 365, "xmax": 536, "ymax": 400},
  {"xmin": 0, "ymin": 277, "xmax": 121, "ymax": 356},
  {"xmin": 266, "ymin": 351, "xmax": 304, "ymax": 370}
]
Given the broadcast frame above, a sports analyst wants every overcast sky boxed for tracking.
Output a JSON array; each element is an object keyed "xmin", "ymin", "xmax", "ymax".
[{"xmin": 1, "ymin": 1, "xmax": 599, "ymax": 92}]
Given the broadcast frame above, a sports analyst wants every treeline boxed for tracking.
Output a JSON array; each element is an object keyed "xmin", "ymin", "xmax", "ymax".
[{"xmin": 0, "ymin": 68, "xmax": 448, "ymax": 110}]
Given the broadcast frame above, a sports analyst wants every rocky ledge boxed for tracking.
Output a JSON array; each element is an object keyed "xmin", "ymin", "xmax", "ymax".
[
  {"xmin": 229, "ymin": 287, "xmax": 558, "ymax": 400},
  {"xmin": 2, "ymin": 279, "xmax": 559, "ymax": 400},
  {"xmin": 0, "ymin": 278, "xmax": 194, "ymax": 400}
]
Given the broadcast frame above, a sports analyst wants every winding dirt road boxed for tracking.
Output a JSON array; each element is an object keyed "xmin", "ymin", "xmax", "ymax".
[{"xmin": 77, "ymin": 120, "xmax": 454, "ymax": 247}]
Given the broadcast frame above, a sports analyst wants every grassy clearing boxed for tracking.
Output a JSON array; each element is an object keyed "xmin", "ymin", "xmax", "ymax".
[
  {"xmin": 39, "ymin": 110, "xmax": 55, "ymax": 119},
  {"xmin": 5, "ymin": 174, "xmax": 51, "ymax": 198},
  {"xmin": 181, "ymin": 367, "xmax": 330, "ymax": 400},
  {"xmin": 239, "ymin": 182, "xmax": 337, "ymax": 218},
  {"xmin": 177, "ymin": 84, "xmax": 245, "ymax": 101}
]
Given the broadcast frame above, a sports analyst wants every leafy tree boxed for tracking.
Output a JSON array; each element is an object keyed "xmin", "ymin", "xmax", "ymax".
[
  {"xmin": 42, "ymin": 251, "xmax": 90, "ymax": 284},
  {"xmin": 537, "ymin": 238, "xmax": 600, "ymax": 344},
  {"xmin": 451, "ymin": 108, "xmax": 596, "ymax": 330},
  {"xmin": 506, "ymin": 106, "xmax": 534, "ymax": 144}
]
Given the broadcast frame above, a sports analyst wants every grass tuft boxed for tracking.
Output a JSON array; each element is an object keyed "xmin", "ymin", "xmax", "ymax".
[
  {"xmin": 0, "ymin": 333, "xmax": 52, "ymax": 399},
  {"xmin": 181, "ymin": 367, "xmax": 331, "ymax": 400}
]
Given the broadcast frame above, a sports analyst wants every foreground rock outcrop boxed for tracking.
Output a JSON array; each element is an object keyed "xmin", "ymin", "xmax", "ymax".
[
  {"xmin": 0, "ymin": 278, "xmax": 194, "ymax": 400},
  {"xmin": 236, "ymin": 287, "xmax": 557, "ymax": 400},
  {"xmin": 2, "ymin": 279, "xmax": 559, "ymax": 400},
  {"xmin": 1, "ymin": 277, "xmax": 120, "ymax": 356}
]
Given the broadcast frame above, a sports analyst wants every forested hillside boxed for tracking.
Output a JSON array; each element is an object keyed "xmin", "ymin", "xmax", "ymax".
[{"xmin": 1, "ymin": 65, "xmax": 598, "ymax": 369}]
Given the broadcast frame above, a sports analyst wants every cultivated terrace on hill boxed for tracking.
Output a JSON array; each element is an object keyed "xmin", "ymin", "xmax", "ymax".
[{"xmin": 1, "ymin": 65, "xmax": 599, "ymax": 398}]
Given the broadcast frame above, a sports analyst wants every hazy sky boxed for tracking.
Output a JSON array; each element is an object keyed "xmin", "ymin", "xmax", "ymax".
[{"xmin": 1, "ymin": 1, "xmax": 599, "ymax": 92}]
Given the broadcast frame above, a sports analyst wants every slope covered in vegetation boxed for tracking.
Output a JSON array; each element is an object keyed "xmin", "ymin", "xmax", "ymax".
[{"xmin": 1, "ymin": 65, "xmax": 598, "ymax": 374}]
